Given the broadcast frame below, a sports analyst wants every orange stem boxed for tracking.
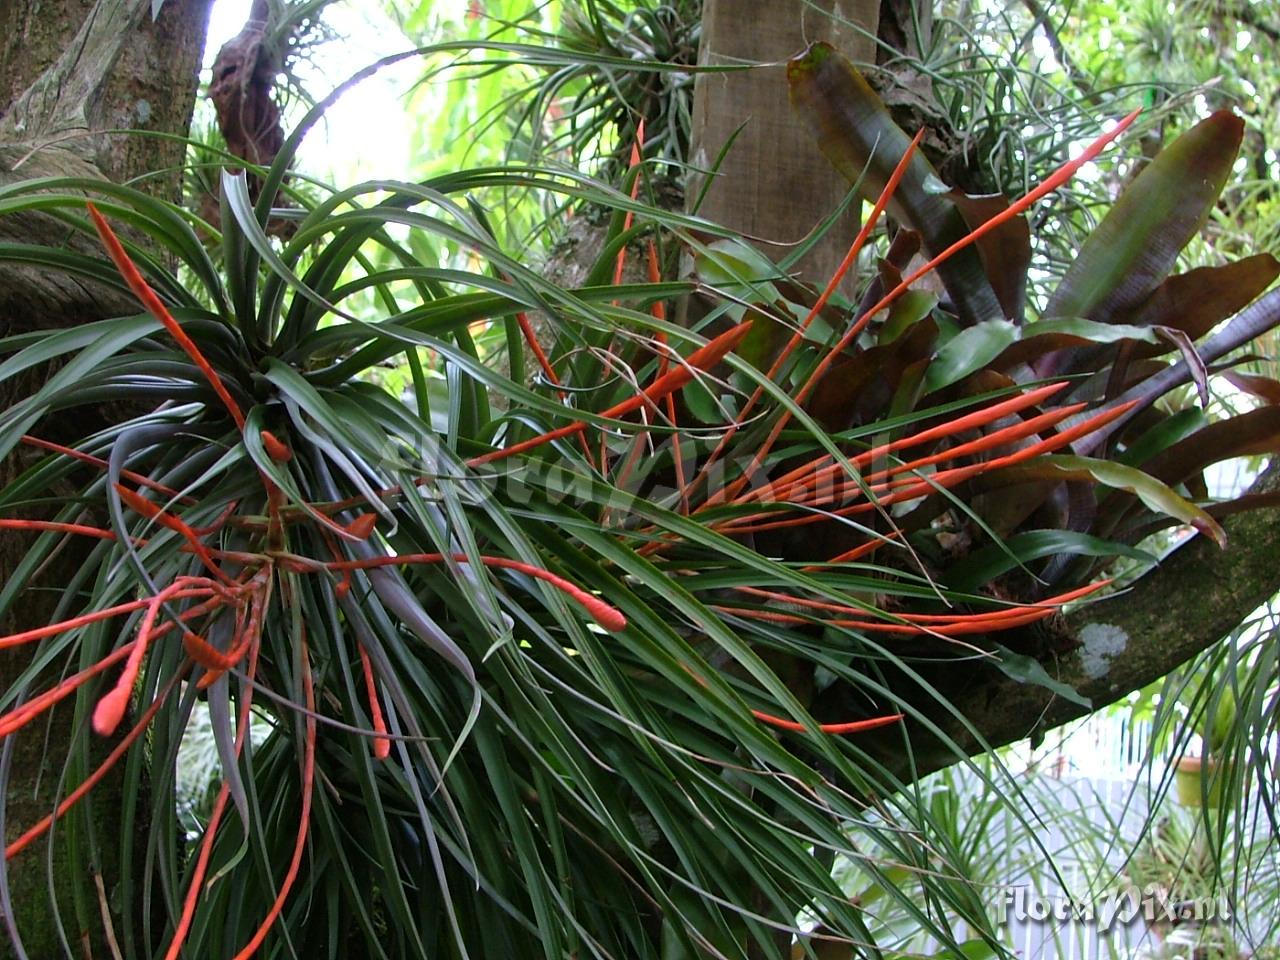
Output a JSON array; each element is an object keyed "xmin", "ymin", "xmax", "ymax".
[
  {"xmin": 231, "ymin": 634, "xmax": 315, "ymax": 958},
  {"xmin": 467, "ymin": 321, "xmax": 752, "ymax": 468},
  {"xmin": 317, "ymin": 552, "xmax": 626, "ymax": 632},
  {"xmin": 358, "ymin": 644, "xmax": 391, "ymax": 760},
  {"xmin": 85, "ymin": 203, "xmax": 247, "ymax": 432},
  {"xmin": 707, "ymin": 110, "xmax": 1142, "ymax": 509},
  {"xmin": 751, "ymin": 710, "xmax": 903, "ymax": 735},
  {"xmin": 163, "ymin": 622, "xmax": 262, "ymax": 960},
  {"xmin": 5, "ymin": 674, "xmax": 182, "ymax": 861}
]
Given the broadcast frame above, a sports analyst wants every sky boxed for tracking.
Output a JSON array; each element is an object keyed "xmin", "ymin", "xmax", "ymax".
[{"xmin": 204, "ymin": 0, "xmax": 418, "ymax": 185}]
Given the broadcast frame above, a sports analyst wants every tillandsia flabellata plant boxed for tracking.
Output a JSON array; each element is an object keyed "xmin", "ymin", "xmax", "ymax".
[
  {"xmin": 776, "ymin": 43, "xmax": 1280, "ymax": 591},
  {"xmin": 1, "ymin": 37, "xmax": 1278, "ymax": 960}
]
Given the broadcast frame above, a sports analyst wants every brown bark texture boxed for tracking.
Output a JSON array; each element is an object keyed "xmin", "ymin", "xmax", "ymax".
[
  {"xmin": 687, "ymin": 0, "xmax": 879, "ymax": 291},
  {"xmin": 0, "ymin": 1, "xmax": 210, "ymax": 955}
]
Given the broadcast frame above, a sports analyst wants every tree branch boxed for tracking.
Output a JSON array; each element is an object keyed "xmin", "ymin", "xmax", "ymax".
[
  {"xmin": 858, "ymin": 458, "xmax": 1280, "ymax": 780},
  {"xmin": 0, "ymin": 0, "xmax": 151, "ymax": 159}
]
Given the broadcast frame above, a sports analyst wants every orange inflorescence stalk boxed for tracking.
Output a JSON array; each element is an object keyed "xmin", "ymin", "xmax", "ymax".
[
  {"xmin": 718, "ymin": 580, "xmax": 1108, "ymax": 637},
  {"xmin": 703, "ymin": 110, "xmax": 1142, "ymax": 511},
  {"xmin": 85, "ymin": 203, "xmax": 247, "ymax": 432},
  {"xmin": 321, "ymin": 552, "xmax": 626, "ymax": 633},
  {"xmin": 751, "ymin": 710, "xmax": 904, "ymax": 735},
  {"xmin": 736, "ymin": 382, "xmax": 1069, "ymax": 505},
  {"xmin": 358, "ymin": 643, "xmax": 392, "ymax": 760},
  {"xmin": 261, "ymin": 430, "xmax": 293, "ymax": 462},
  {"xmin": 693, "ymin": 129, "xmax": 928, "ymax": 505},
  {"xmin": 163, "ymin": 629, "xmax": 263, "ymax": 960},
  {"xmin": 468, "ymin": 320, "xmax": 752, "ymax": 468},
  {"xmin": 22, "ymin": 435, "xmax": 186, "ymax": 499},
  {"xmin": 231, "ymin": 634, "xmax": 316, "ymax": 958},
  {"xmin": 93, "ymin": 580, "xmax": 213, "ymax": 736},
  {"xmin": 716, "ymin": 401, "xmax": 1140, "ymax": 535},
  {"xmin": 646, "ymin": 238, "xmax": 688, "ymax": 510},
  {"xmin": 114, "ymin": 483, "xmax": 234, "ymax": 584}
]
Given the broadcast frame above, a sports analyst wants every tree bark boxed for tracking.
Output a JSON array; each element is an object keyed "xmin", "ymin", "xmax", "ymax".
[
  {"xmin": 0, "ymin": 1, "xmax": 210, "ymax": 955},
  {"xmin": 688, "ymin": 0, "xmax": 879, "ymax": 291},
  {"xmin": 840, "ymin": 461, "xmax": 1280, "ymax": 783}
]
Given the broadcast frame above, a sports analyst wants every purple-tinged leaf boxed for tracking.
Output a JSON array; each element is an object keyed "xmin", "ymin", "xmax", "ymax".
[
  {"xmin": 1125, "ymin": 254, "xmax": 1280, "ymax": 351},
  {"xmin": 949, "ymin": 191, "xmax": 1031, "ymax": 323},
  {"xmin": 1043, "ymin": 111, "xmax": 1243, "ymax": 327},
  {"xmin": 787, "ymin": 42, "xmax": 1004, "ymax": 326},
  {"xmin": 1075, "ymin": 287, "xmax": 1280, "ymax": 453},
  {"xmin": 977, "ymin": 454, "xmax": 1227, "ymax": 547},
  {"xmin": 1144, "ymin": 407, "xmax": 1280, "ymax": 489},
  {"xmin": 1222, "ymin": 370, "xmax": 1280, "ymax": 406}
]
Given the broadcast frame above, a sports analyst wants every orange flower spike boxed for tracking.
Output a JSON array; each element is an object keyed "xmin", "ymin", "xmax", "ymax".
[
  {"xmin": 0, "ymin": 518, "xmax": 117, "ymax": 541},
  {"xmin": 345, "ymin": 513, "xmax": 378, "ymax": 539},
  {"xmin": 712, "ymin": 110, "xmax": 1143, "ymax": 509},
  {"xmin": 319, "ymin": 528, "xmax": 355, "ymax": 600},
  {"xmin": 261, "ymin": 430, "xmax": 292, "ymax": 462},
  {"xmin": 93, "ymin": 590, "xmax": 167, "ymax": 736},
  {"xmin": 195, "ymin": 583, "xmax": 268, "ymax": 690},
  {"xmin": 783, "ymin": 402, "xmax": 1087, "ymax": 507},
  {"xmin": 646, "ymin": 239, "xmax": 689, "ymax": 509},
  {"xmin": 678, "ymin": 662, "xmax": 902, "ymax": 736},
  {"xmin": 719, "ymin": 400, "xmax": 1145, "ymax": 535},
  {"xmin": 739, "ymin": 382, "xmax": 1072, "ymax": 505},
  {"xmin": 799, "ymin": 108, "xmax": 1144, "ymax": 408},
  {"xmin": 807, "ymin": 531, "xmax": 900, "ymax": 570},
  {"xmin": 752, "ymin": 710, "xmax": 904, "ymax": 735},
  {"xmin": 184, "ymin": 632, "xmax": 244, "ymax": 675},
  {"xmin": 358, "ymin": 644, "xmax": 392, "ymax": 761},
  {"xmin": 692, "ymin": 129, "xmax": 927, "ymax": 503},
  {"xmin": 85, "ymin": 203, "xmax": 247, "ymax": 431},
  {"xmin": 325, "ymin": 553, "xmax": 628, "ymax": 633},
  {"xmin": 0, "ymin": 642, "xmax": 136, "ymax": 739},
  {"xmin": 231, "ymin": 636, "xmax": 315, "ymax": 958},
  {"xmin": 468, "ymin": 320, "xmax": 752, "ymax": 467}
]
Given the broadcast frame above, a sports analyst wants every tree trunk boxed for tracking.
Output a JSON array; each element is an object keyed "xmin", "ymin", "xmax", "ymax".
[
  {"xmin": 0, "ymin": 2, "xmax": 210, "ymax": 955},
  {"xmin": 688, "ymin": 0, "xmax": 880, "ymax": 291}
]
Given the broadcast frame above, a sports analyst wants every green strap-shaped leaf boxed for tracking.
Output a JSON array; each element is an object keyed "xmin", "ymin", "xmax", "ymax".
[
  {"xmin": 994, "ymin": 453, "xmax": 1227, "ymax": 547},
  {"xmin": 945, "ymin": 530, "xmax": 1155, "ymax": 592},
  {"xmin": 993, "ymin": 645, "xmax": 1092, "ymax": 709},
  {"xmin": 923, "ymin": 319, "xmax": 1018, "ymax": 393},
  {"xmin": 1044, "ymin": 111, "xmax": 1243, "ymax": 325},
  {"xmin": 787, "ymin": 41, "xmax": 1004, "ymax": 327}
]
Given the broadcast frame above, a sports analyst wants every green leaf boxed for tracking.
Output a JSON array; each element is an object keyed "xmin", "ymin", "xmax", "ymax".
[
  {"xmin": 993, "ymin": 645, "xmax": 1091, "ymax": 708},
  {"xmin": 923, "ymin": 319, "xmax": 1018, "ymax": 392},
  {"xmin": 1044, "ymin": 111, "xmax": 1244, "ymax": 324},
  {"xmin": 946, "ymin": 530, "xmax": 1155, "ymax": 592},
  {"xmin": 997, "ymin": 454, "xmax": 1227, "ymax": 546}
]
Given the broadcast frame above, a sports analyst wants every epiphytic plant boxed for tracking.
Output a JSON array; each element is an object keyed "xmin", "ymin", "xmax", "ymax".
[{"xmin": 2, "ymin": 38, "xmax": 1278, "ymax": 960}]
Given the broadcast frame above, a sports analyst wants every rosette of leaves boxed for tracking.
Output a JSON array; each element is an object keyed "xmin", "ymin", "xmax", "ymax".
[
  {"xmin": 530, "ymin": 0, "xmax": 699, "ymax": 182},
  {"xmin": 781, "ymin": 41, "xmax": 1280, "ymax": 600},
  {"xmin": 1, "ymin": 42, "xmax": 1272, "ymax": 960}
]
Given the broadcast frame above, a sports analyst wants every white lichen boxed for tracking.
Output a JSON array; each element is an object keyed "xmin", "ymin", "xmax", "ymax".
[{"xmin": 1078, "ymin": 623, "xmax": 1128, "ymax": 679}]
